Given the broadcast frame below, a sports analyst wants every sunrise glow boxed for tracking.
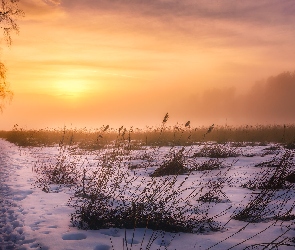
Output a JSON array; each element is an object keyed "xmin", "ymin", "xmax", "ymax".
[{"xmin": 0, "ymin": 0, "xmax": 295, "ymax": 130}]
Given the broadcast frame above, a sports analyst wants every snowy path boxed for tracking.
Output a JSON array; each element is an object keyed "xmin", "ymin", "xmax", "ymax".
[
  {"xmin": 0, "ymin": 160, "xmax": 25, "ymax": 249},
  {"xmin": 0, "ymin": 140, "xmax": 45, "ymax": 249},
  {"xmin": 0, "ymin": 139, "xmax": 82, "ymax": 250}
]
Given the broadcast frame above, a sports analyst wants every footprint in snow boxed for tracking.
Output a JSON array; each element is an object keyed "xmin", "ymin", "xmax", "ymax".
[
  {"xmin": 30, "ymin": 242, "xmax": 49, "ymax": 250},
  {"xmin": 93, "ymin": 244, "xmax": 111, "ymax": 250},
  {"xmin": 12, "ymin": 190, "xmax": 33, "ymax": 201},
  {"xmin": 48, "ymin": 225, "xmax": 58, "ymax": 228},
  {"xmin": 62, "ymin": 233, "xmax": 87, "ymax": 240},
  {"xmin": 100, "ymin": 228, "xmax": 121, "ymax": 237},
  {"xmin": 156, "ymin": 238, "xmax": 171, "ymax": 247}
]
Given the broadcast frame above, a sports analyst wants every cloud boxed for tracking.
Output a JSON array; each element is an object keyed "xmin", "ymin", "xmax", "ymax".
[
  {"xmin": 21, "ymin": 59, "xmax": 162, "ymax": 71},
  {"xmin": 54, "ymin": 0, "xmax": 295, "ymax": 52},
  {"xmin": 19, "ymin": 0, "xmax": 64, "ymax": 20},
  {"xmin": 59, "ymin": 0, "xmax": 295, "ymax": 26},
  {"xmin": 43, "ymin": 0, "xmax": 61, "ymax": 6}
]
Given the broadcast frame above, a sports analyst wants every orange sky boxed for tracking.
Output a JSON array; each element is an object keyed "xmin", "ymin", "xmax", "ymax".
[{"xmin": 1, "ymin": 0, "xmax": 295, "ymax": 130}]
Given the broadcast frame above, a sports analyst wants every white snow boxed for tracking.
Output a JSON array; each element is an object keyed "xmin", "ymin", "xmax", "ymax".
[{"xmin": 0, "ymin": 139, "xmax": 294, "ymax": 250}]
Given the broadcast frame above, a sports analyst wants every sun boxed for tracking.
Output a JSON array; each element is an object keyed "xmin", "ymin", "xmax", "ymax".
[{"xmin": 54, "ymin": 79, "xmax": 88, "ymax": 99}]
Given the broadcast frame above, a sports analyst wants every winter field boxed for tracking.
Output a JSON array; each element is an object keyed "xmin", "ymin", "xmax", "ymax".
[{"xmin": 1, "ymin": 127, "xmax": 295, "ymax": 250}]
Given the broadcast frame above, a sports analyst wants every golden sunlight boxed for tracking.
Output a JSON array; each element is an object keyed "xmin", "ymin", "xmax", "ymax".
[
  {"xmin": 54, "ymin": 79, "xmax": 89, "ymax": 98},
  {"xmin": 1, "ymin": 0, "xmax": 295, "ymax": 130}
]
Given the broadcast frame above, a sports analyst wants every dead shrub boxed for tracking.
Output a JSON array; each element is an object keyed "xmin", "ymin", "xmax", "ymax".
[{"xmin": 150, "ymin": 149, "xmax": 188, "ymax": 177}]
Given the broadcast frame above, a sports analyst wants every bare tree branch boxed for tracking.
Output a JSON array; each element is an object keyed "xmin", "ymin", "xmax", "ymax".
[{"xmin": 0, "ymin": 0, "xmax": 23, "ymax": 111}]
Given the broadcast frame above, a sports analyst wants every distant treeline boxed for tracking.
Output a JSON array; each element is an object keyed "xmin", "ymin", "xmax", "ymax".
[
  {"xmin": 0, "ymin": 124, "xmax": 295, "ymax": 148},
  {"xmin": 187, "ymin": 71, "xmax": 295, "ymax": 124}
]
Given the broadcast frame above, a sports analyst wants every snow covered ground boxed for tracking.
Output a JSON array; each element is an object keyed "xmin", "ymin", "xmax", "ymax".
[{"xmin": 0, "ymin": 138, "xmax": 295, "ymax": 250}]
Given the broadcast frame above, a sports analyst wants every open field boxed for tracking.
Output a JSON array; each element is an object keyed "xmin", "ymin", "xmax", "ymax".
[{"xmin": 1, "ymin": 123, "xmax": 295, "ymax": 249}]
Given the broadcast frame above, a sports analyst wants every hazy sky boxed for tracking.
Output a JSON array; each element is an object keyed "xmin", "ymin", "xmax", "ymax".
[{"xmin": 1, "ymin": 0, "xmax": 295, "ymax": 130}]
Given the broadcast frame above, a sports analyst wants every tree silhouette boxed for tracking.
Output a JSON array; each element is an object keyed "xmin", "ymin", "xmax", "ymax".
[{"xmin": 0, "ymin": 0, "xmax": 23, "ymax": 111}]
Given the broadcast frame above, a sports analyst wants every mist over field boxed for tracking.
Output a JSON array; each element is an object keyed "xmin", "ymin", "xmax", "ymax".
[
  {"xmin": 183, "ymin": 71, "xmax": 295, "ymax": 125},
  {"xmin": 1, "ymin": 70, "xmax": 295, "ymax": 129}
]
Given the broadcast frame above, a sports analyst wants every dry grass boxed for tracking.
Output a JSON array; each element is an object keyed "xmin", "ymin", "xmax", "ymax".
[{"xmin": 1, "ymin": 123, "xmax": 295, "ymax": 148}]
